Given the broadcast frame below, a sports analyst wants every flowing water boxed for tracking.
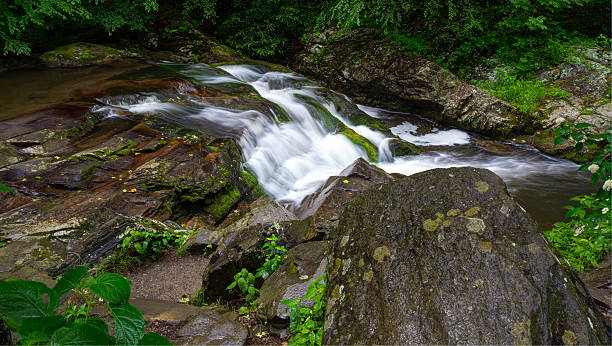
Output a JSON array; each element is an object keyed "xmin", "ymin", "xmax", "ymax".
[{"xmin": 96, "ymin": 63, "xmax": 593, "ymax": 229}]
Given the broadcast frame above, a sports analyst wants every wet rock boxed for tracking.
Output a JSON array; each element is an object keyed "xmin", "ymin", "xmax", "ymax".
[
  {"xmin": 324, "ymin": 167, "xmax": 610, "ymax": 344},
  {"xmin": 179, "ymin": 228, "xmax": 223, "ymax": 255},
  {"xmin": 175, "ymin": 308, "xmax": 247, "ymax": 345},
  {"xmin": 201, "ymin": 196, "xmax": 296, "ymax": 299},
  {"xmin": 0, "ymin": 143, "xmax": 22, "ymax": 168},
  {"xmin": 40, "ymin": 43, "xmax": 128, "ymax": 68},
  {"xmin": 258, "ymin": 241, "xmax": 328, "ymax": 328},
  {"xmin": 292, "ymin": 158, "xmax": 393, "ymax": 223},
  {"xmin": 294, "ymin": 29, "xmax": 520, "ymax": 137}
]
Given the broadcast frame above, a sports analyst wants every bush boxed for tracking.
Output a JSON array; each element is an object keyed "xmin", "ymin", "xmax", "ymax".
[
  {"xmin": 0, "ymin": 266, "xmax": 170, "ymax": 344},
  {"xmin": 544, "ymin": 122, "xmax": 611, "ymax": 270}
]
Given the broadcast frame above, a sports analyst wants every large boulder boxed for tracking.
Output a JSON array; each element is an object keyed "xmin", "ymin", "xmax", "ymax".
[
  {"xmin": 294, "ymin": 29, "xmax": 521, "ymax": 137},
  {"xmin": 324, "ymin": 167, "xmax": 610, "ymax": 344}
]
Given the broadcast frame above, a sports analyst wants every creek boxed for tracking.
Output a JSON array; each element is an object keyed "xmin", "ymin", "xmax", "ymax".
[{"xmin": 21, "ymin": 63, "xmax": 594, "ymax": 230}]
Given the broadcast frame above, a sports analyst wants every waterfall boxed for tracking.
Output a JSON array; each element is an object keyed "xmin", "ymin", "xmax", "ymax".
[{"xmin": 99, "ymin": 63, "xmax": 591, "ymax": 226}]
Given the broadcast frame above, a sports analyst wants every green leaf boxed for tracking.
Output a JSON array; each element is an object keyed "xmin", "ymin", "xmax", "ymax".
[
  {"xmin": 49, "ymin": 320, "xmax": 116, "ymax": 345},
  {"xmin": 226, "ymin": 281, "xmax": 237, "ymax": 290},
  {"xmin": 18, "ymin": 316, "xmax": 65, "ymax": 345},
  {"xmin": 237, "ymin": 278, "xmax": 247, "ymax": 293},
  {"xmin": 553, "ymin": 136, "xmax": 568, "ymax": 145},
  {"xmin": 138, "ymin": 332, "xmax": 172, "ymax": 345},
  {"xmin": 0, "ymin": 279, "xmax": 59, "ymax": 329},
  {"xmin": 53, "ymin": 266, "xmax": 88, "ymax": 297},
  {"xmin": 0, "ymin": 183, "xmax": 11, "ymax": 192},
  {"xmin": 90, "ymin": 273, "xmax": 131, "ymax": 304},
  {"xmin": 110, "ymin": 303, "xmax": 145, "ymax": 345}
]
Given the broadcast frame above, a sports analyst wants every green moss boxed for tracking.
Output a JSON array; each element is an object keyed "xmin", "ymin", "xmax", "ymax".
[
  {"xmin": 80, "ymin": 165, "xmax": 100, "ymax": 181},
  {"xmin": 239, "ymin": 170, "xmax": 258, "ymax": 189},
  {"xmin": 294, "ymin": 94, "xmax": 342, "ymax": 132},
  {"xmin": 40, "ymin": 42, "xmax": 121, "ymax": 65},
  {"xmin": 204, "ymin": 186, "xmax": 241, "ymax": 220},
  {"xmin": 340, "ymin": 128, "xmax": 378, "ymax": 162}
]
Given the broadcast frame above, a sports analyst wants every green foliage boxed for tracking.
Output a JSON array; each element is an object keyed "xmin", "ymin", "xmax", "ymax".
[
  {"xmin": 319, "ymin": 0, "xmax": 609, "ymax": 74},
  {"xmin": 256, "ymin": 233, "xmax": 287, "ymax": 280},
  {"xmin": 120, "ymin": 226, "xmax": 191, "ymax": 260},
  {"xmin": 545, "ymin": 122, "xmax": 611, "ymax": 271},
  {"xmin": 226, "ymin": 268, "xmax": 258, "ymax": 302},
  {"xmin": 0, "ymin": 0, "xmax": 159, "ymax": 55},
  {"xmin": 477, "ymin": 72, "xmax": 568, "ymax": 117},
  {"xmin": 0, "ymin": 266, "xmax": 170, "ymax": 345},
  {"xmin": 0, "ymin": 183, "xmax": 12, "ymax": 193},
  {"xmin": 281, "ymin": 276, "xmax": 326, "ymax": 345},
  {"xmin": 215, "ymin": 0, "xmax": 318, "ymax": 58}
]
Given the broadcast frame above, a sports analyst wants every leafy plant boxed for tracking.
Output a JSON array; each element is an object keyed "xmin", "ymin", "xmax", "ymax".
[
  {"xmin": 281, "ymin": 275, "xmax": 326, "ymax": 345},
  {"xmin": 0, "ymin": 266, "xmax": 170, "ymax": 345},
  {"xmin": 545, "ymin": 122, "xmax": 611, "ymax": 270},
  {"xmin": 226, "ymin": 268, "xmax": 258, "ymax": 302},
  {"xmin": 0, "ymin": 183, "xmax": 12, "ymax": 193},
  {"xmin": 256, "ymin": 233, "xmax": 287, "ymax": 280},
  {"xmin": 121, "ymin": 226, "xmax": 191, "ymax": 260}
]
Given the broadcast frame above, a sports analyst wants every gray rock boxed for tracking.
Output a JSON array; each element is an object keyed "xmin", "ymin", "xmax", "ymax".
[
  {"xmin": 0, "ymin": 143, "xmax": 22, "ymax": 169},
  {"xmin": 324, "ymin": 167, "xmax": 610, "ymax": 345},
  {"xmin": 292, "ymin": 158, "xmax": 394, "ymax": 223},
  {"xmin": 201, "ymin": 196, "xmax": 296, "ymax": 299},
  {"xmin": 258, "ymin": 241, "xmax": 328, "ymax": 327},
  {"xmin": 175, "ymin": 308, "xmax": 247, "ymax": 345}
]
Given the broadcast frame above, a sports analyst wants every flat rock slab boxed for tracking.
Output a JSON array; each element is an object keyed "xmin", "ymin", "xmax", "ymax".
[
  {"xmin": 125, "ymin": 249, "xmax": 209, "ymax": 302},
  {"xmin": 130, "ymin": 298, "xmax": 200, "ymax": 325},
  {"xmin": 176, "ymin": 308, "xmax": 247, "ymax": 345}
]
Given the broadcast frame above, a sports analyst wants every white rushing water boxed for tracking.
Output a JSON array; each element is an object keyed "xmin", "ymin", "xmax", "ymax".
[{"xmin": 99, "ymin": 64, "xmax": 589, "ymax": 216}]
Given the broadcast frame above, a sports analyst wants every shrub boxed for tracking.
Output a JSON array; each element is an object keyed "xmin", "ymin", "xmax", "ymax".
[
  {"xmin": 544, "ymin": 122, "xmax": 611, "ymax": 270},
  {"xmin": 0, "ymin": 266, "xmax": 170, "ymax": 344}
]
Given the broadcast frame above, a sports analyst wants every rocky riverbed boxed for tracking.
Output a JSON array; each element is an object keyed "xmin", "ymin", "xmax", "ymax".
[{"xmin": 0, "ymin": 35, "xmax": 610, "ymax": 344}]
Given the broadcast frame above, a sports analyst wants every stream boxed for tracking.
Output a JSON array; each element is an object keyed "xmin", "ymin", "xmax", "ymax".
[{"xmin": 7, "ymin": 62, "xmax": 594, "ymax": 230}]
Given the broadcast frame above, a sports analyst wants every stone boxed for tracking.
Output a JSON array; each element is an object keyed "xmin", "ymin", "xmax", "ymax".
[
  {"xmin": 324, "ymin": 167, "xmax": 610, "ymax": 345},
  {"xmin": 257, "ymin": 241, "xmax": 328, "ymax": 328},
  {"xmin": 292, "ymin": 158, "xmax": 394, "ymax": 223},
  {"xmin": 0, "ymin": 143, "xmax": 22, "ymax": 169},
  {"xmin": 175, "ymin": 308, "xmax": 247, "ymax": 345},
  {"xmin": 130, "ymin": 298, "xmax": 200, "ymax": 325},
  {"xmin": 180, "ymin": 228, "xmax": 223, "ymax": 255},
  {"xmin": 201, "ymin": 196, "xmax": 296, "ymax": 299},
  {"xmin": 40, "ymin": 42, "xmax": 127, "ymax": 68}
]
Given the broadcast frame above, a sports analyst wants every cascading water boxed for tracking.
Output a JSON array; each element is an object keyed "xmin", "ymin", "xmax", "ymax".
[{"xmin": 98, "ymin": 63, "xmax": 593, "ymax": 228}]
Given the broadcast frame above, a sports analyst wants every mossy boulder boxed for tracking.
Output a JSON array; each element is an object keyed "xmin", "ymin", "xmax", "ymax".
[
  {"xmin": 324, "ymin": 167, "xmax": 610, "ymax": 344},
  {"xmin": 40, "ymin": 42, "xmax": 127, "ymax": 68}
]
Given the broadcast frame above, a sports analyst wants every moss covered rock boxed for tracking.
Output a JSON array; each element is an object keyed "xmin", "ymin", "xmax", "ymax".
[
  {"xmin": 40, "ymin": 42, "xmax": 127, "ymax": 67},
  {"xmin": 325, "ymin": 167, "xmax": 610, "ymax": 344}
]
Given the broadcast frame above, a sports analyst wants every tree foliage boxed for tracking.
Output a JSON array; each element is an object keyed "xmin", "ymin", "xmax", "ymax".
[
  {"xmin": 318, "ymin": 0, "xmax": 610, "ymax": 73},
  {"xmin": 0, "ymin": 0, "xmax": 158, "ymax": 55}
]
